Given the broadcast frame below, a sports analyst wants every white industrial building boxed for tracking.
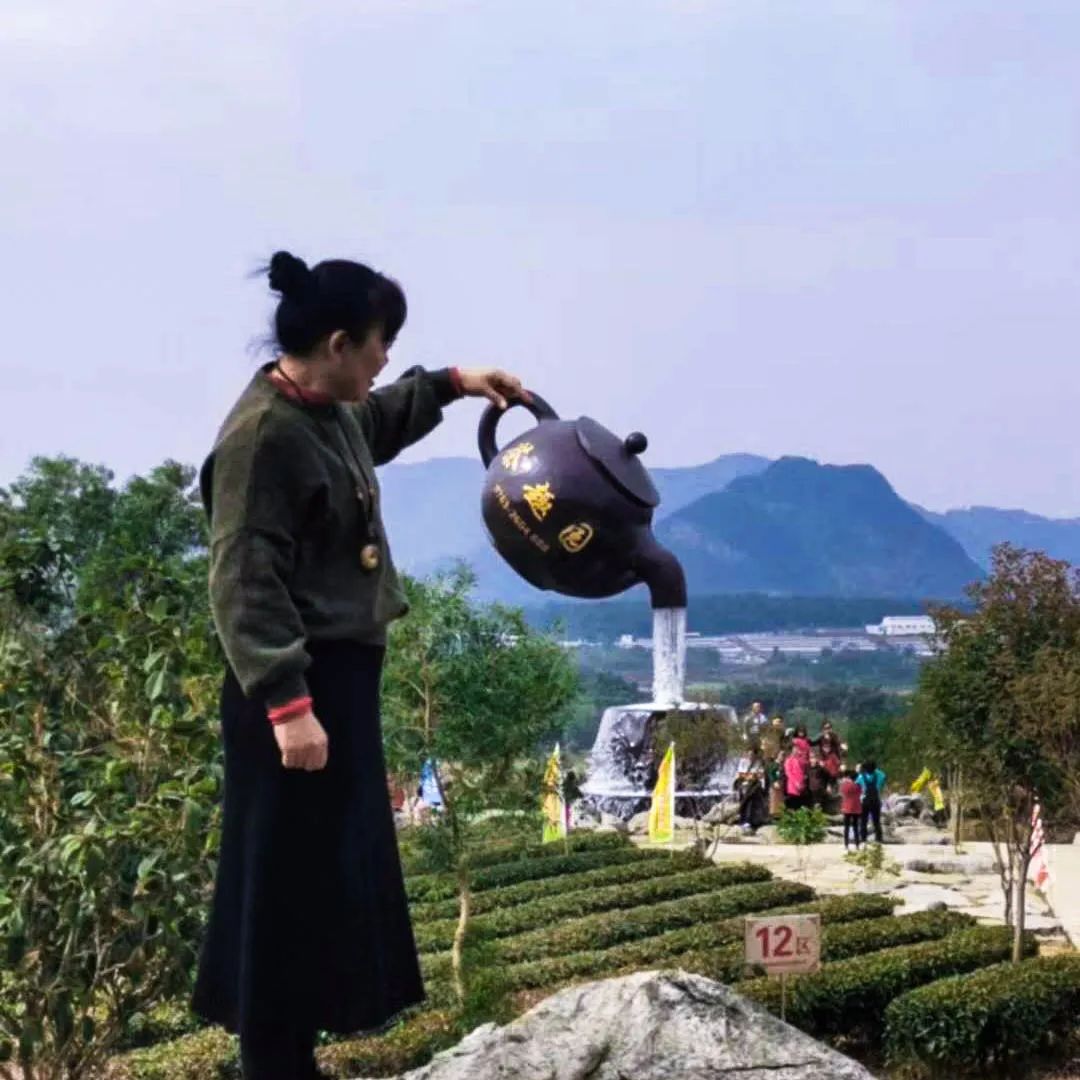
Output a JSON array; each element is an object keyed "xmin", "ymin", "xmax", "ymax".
[{"xmin": 865, "ymin": 615, "xmax": 936, "ymax": 637}]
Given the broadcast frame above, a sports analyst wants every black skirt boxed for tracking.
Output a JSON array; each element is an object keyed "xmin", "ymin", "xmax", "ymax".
[{"xmin": 191, "ymin": 641, "xmax": 425, "ymax": 1037}]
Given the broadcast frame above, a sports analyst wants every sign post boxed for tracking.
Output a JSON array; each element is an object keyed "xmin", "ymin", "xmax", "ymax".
[{"xmin": 744, "ymin": 914, "xmax": 822, "ymax": 1022}]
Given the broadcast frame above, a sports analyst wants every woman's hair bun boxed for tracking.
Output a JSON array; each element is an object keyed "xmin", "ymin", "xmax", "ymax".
[{"xmin": 267, "ymin": 250, "xmax": 313, "ymax": 300}]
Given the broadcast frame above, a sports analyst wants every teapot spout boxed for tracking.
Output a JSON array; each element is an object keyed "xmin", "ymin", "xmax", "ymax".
[{"xmin": 632, "ymin": 534, "xmax": 687, "ymax": 610}]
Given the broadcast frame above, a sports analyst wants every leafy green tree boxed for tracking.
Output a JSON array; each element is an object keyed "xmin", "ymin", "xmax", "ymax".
[
  {"xmin": 0, "ymin": 458, "xmax": 221, "ymax": 1079},
  {"xmin": 0, "ymin": 456, "xmax": 116, "ymax": 627},
  {"xmin": 917, "ymin": 544, "xmax": 1080, "ymax": 961},
  {"xmin": 380, "ymin": 565, "xmax": 577, "ymax": 1006}
]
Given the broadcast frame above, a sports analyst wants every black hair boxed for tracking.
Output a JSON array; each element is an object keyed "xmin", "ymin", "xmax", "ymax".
[
  {"xmin": 862, "ymin": 759, "xmax": 877, "ymax": 773},
  {"xmin": 263, "ymin": 250, "xmax": 407, "ymax": 357}
]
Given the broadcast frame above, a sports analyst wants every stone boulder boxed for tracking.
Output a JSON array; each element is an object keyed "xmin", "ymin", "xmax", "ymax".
[
  {"xmin": 627, "ymin": 812, "xmax": 699, "ymax": 835},
  {"xmin": 891, "ymin": 823, "xmax": 951, "ymax": 846},
  {"xmin": 885, "ymin": 794, "xmax": 924, "ymax": 819},
  {"xmin": 395, "ymin": 971, "xmax": 874, "ymax": 1080},
  {"xmin": 904, "ymin": 854, "xmax": 997, "ymax": 876},
  {"xmin": 703, "ymin": 795, "xmax": 742, "ymax": 825}
]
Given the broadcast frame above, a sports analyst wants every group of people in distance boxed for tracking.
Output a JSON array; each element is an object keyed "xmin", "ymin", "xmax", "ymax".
[{"xmin": 733, "ymin": 702, "xmax": 886, "ymax": 848}]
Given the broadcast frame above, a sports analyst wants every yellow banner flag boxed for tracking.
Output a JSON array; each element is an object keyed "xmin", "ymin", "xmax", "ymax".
[
  {"xmin": 648, "ymin": 742, "xmax": 676, "ymax": 845},
  {"xmin": 542, "ymin": 743, "xmax": 566, "ymax": 844}
]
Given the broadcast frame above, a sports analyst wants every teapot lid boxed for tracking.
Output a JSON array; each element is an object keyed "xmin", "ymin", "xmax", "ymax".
[{"xmin": 575, "ymin": 416, "xmax": 660, "ymax": 508}]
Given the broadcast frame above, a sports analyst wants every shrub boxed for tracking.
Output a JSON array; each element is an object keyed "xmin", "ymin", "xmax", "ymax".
[
  {"xmin": 478, "ymin": 878, "xmax": 813, "ymax": 966},
  {"xmin": 112, "ymin": 1000, "xmax": 204, "ymax": 1052},
  {"xmin": 669, "ymin": 910, "xmax": 975, "ymax": 985},
  {"xmin": 885, "ymin": 954, "xmax": 1080, "ymax": 1075},
  {"xmin": 413, "ymin": 863, "xmax": 772, "ymax": 953},
  {"xmin": 103, "ymin": 1026, "xmax": 238, "ymax": 1080},
  {"xmin": 409, "ymin": 850, "xmax": 707, "ymax": 922},
  {"xmin": 400, "ymin": 827, "xmax": 627, "ymax": 877},
  {"xmin": 776, "ymin": 807, "xmax": 829, "ymax": 845},
  {"xmin": 740, "ymin": 926, "xmax": 1035, "ymax": 1042},
  {"xmin": 317, "ymin": 1009, "xmax": 461, "ymax": 1078},
  {"xmin": 0, "ymin": 470, "xmax": 225, "ymax": 1078},
  {"xmin": 424, "ymin": 891, "xmax": 899, "ymax": 1005},
  {"xmin": 421, "ymin": 879, "xmax": 814, "ymax": 983},
  {"xmin": 405, "ymin": 847, "xmax": 655, "ymax": 903},
  {"xmin": 844, "ymin": 842, "xmax": 901, "ymax": 883},
  {"xmin": 107, "ymin": 1009, "xmax": 459, "ymax": 1080}
]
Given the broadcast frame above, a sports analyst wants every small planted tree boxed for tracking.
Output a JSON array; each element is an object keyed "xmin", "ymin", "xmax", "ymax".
[
  {"xmin": 775, "ymin": 807, "xmax": 829, "ymax": 883},
  {"xmin": 380, "ymin": 566, "xmax": 577, "ymax": 1009},
  {"xmin": 917, "ymin": 544, "xmax": 1080, "ymax": 961}
]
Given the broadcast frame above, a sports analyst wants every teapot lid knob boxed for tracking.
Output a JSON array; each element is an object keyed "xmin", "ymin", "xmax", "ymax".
[{"xmin": 624, "ymin": 432, "xmax": 648, "ymax": 455}]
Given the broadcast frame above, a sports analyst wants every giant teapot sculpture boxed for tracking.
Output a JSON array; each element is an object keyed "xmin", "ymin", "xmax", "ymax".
[{"xmin": 477, "ymin": 395, "xmax": 686, "ymax": 609}]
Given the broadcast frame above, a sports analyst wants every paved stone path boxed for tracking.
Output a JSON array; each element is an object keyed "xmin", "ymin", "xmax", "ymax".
[{"xmin": 633, "ymin": 833, "xmax": 1067, "ymax": 936}]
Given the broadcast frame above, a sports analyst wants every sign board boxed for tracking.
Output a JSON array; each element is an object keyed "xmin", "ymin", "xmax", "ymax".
[{"xmin": 744, "ymin": 914, "xmax": 821, "ymax": 976}]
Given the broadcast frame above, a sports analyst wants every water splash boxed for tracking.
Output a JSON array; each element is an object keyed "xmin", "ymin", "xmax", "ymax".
[{"xmin": 652, "ymin": 606, "xmax": 687, "ymax": 706}]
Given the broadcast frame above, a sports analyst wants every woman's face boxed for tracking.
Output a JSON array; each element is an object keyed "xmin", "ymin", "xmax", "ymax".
[{"xmin": 327, "ymin": 326, "xmax": 389, "ymax": 402}]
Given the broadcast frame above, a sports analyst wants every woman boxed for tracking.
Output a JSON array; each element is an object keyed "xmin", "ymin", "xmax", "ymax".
[
  {"xmin": 783, "ymin": 747, "xmax": 808, "ymax": 811},
  {"xmin": 816, "ymin": 721, "xmax": 843, "ymax": 791},
  {"xmin": 767, "ymin": 751, "xmax": 785, "ymax": 818},
  {"xmin": 736, "ymin": 750, "xmax": 767, "ymax": 832},
  {"xmin": 191, "ymin": 251, "xmax": 528, "ymax": 1079}
]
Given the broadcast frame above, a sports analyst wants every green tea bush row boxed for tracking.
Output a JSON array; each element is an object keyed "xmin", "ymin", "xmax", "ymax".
[
  {"xmin": 741, "ymin": 926, "xmax": 1035, "ymax": 1043},
  {"xmin": 406, "ymin": 847, "xmax": 654, "ymax": 903},
  {"xmin": 108, "ymin": 1008, "xmax": 459, "ymax": 1080},
  {"xmin": 423, "ymin": 892, "xmax": 899, "ymax": 1006},
  {"xmin": 668, "ymin": 910, "xmax": 975, "ymax": 985},
  {"xmin": 400, "ymin": 829, "xmax": 628, "ymax": 877},
  {"xmin": 494, "ymin": 879, "xmax": 814, "ymax": 964},
  {"xmin": 113, "ymin": 1000, "xmax": 204, "ymax": 1052},
  {"xmin": 421, "ymin": 879, "xmax": 814, "ymax": 983},
  {"xmin": 885, "ymin": 954, "xmax": 1080, "ymax": 1075},
  {"xmin": 316, "ymin": 1009, "xmax": 461, "ymax": 1079},
  {"xmin": 409, "ymin": 850, "xmax": 706, "ymax": 922},
  {"xmin": 104, "ymin": 1026, "xmax": 237, "ymax": 1079},
  {"xmin": 414, "ymin": 864, "xmax": 772, "ymax": 953}
]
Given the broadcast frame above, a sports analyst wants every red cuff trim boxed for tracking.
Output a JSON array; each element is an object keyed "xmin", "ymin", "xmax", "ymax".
[
  {"xmin": 449, "ymin": 367, "xmax": 465, "ymax": 398},
  {"xmin": 268, "ymin": 695, "xmax": 313, "ymax": 725}
]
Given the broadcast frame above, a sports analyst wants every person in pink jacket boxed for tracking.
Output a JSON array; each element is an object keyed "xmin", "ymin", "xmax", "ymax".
[{"xmin": 783, "ymin": 750, "xmax": 808, "ymax": 811}]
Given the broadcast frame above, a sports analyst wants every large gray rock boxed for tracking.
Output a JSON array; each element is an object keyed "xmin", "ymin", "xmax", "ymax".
[
  {"xmin": 704, "ymin": 795, "xmax": 742, "ymax": 825},
  {"xmin": 904, "ymin": 854, "xmax": 996, "ymax": 875},
  {"xmin": 892, "ymin": 823, "xmax": 950, "ymax": 846},
  {"xmin": 627, "ymin": 811, "xmax": 699, "ymax": 835},
  {"xmin": 394, "ymin": 971, "xmax": 874, "ymax": 1080}
]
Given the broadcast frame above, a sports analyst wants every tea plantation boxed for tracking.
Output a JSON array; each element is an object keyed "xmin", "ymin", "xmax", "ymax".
[{"xmin": 106, "ymin": 831, "xmax": 1080, "ymax": 1079}]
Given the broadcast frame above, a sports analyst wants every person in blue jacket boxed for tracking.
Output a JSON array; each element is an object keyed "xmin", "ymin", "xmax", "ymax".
[{"xmin": 856, "ymin": 760, "xmax": 887, "ymax": 843}]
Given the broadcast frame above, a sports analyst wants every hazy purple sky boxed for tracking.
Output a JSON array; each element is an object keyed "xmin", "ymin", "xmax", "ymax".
[{"xmin": 2, "ymin": 1, "xmax": 1077, "ymax": 515}]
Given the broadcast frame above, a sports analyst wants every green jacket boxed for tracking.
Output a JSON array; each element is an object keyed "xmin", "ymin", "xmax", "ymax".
[{"xmin": 200, "ymin": 363, "xmax": 460, "ymax": 707}]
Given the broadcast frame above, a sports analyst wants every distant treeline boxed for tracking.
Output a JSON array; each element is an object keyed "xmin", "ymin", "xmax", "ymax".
[{"xmin": 525, "ymin": 592, "xmax": 967, "ymax": 640}]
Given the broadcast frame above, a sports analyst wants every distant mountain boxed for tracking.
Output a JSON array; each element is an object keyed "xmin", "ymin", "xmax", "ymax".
[
  {"xmin": 914, "ymin": 505, "xmax": 1080, "ymax": 570},
  {"xmin": 378, "ymin": 449, "xmax": 1072, "ymax": 606},
  {"xmin": 655, "ymin": 457, "xmax": 982, "ymax": 599},
  {"xmin": 650, "ymin": 454, "xmax": 771, "ymax": 516}
]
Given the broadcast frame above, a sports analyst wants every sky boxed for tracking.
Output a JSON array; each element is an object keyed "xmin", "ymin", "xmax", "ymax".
[{"xmin": 1, "ymin": 1, "xmax": 1078, "ymax": 516}]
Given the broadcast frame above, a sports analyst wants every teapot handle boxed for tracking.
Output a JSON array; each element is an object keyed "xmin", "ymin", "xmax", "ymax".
[{"xmin": 477, "ymin": 392, "xmax": 559, "ymax": 468}]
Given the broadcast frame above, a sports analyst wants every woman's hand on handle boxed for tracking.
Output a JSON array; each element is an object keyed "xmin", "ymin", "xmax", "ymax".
[
  {"xmin": 458, "ymin": 368, "xmax": 531, "ymax": 410},
  {"xmin": 274, "ymin": 710, "xmax": 329, "ymax": 771}
]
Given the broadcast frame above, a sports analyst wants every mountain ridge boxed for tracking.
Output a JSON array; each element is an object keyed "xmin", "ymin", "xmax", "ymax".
[{"xmin": 377, "ymin": 451, "xmax": 1077, "ymax": 603}]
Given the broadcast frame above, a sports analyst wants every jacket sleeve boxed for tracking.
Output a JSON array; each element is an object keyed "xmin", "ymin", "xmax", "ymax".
[
  {"xmin": 203, "ymin": 417, "xmax": 313, "ymax": 708},
  {"xmin": 353, "ymin": 366, "xmax": 461, "ymax": 466}
]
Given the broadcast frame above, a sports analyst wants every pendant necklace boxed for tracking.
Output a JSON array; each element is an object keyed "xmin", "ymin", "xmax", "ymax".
[{"xmin": 273, "ymin": 362, "xmax": 382, "ymax": 572}]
